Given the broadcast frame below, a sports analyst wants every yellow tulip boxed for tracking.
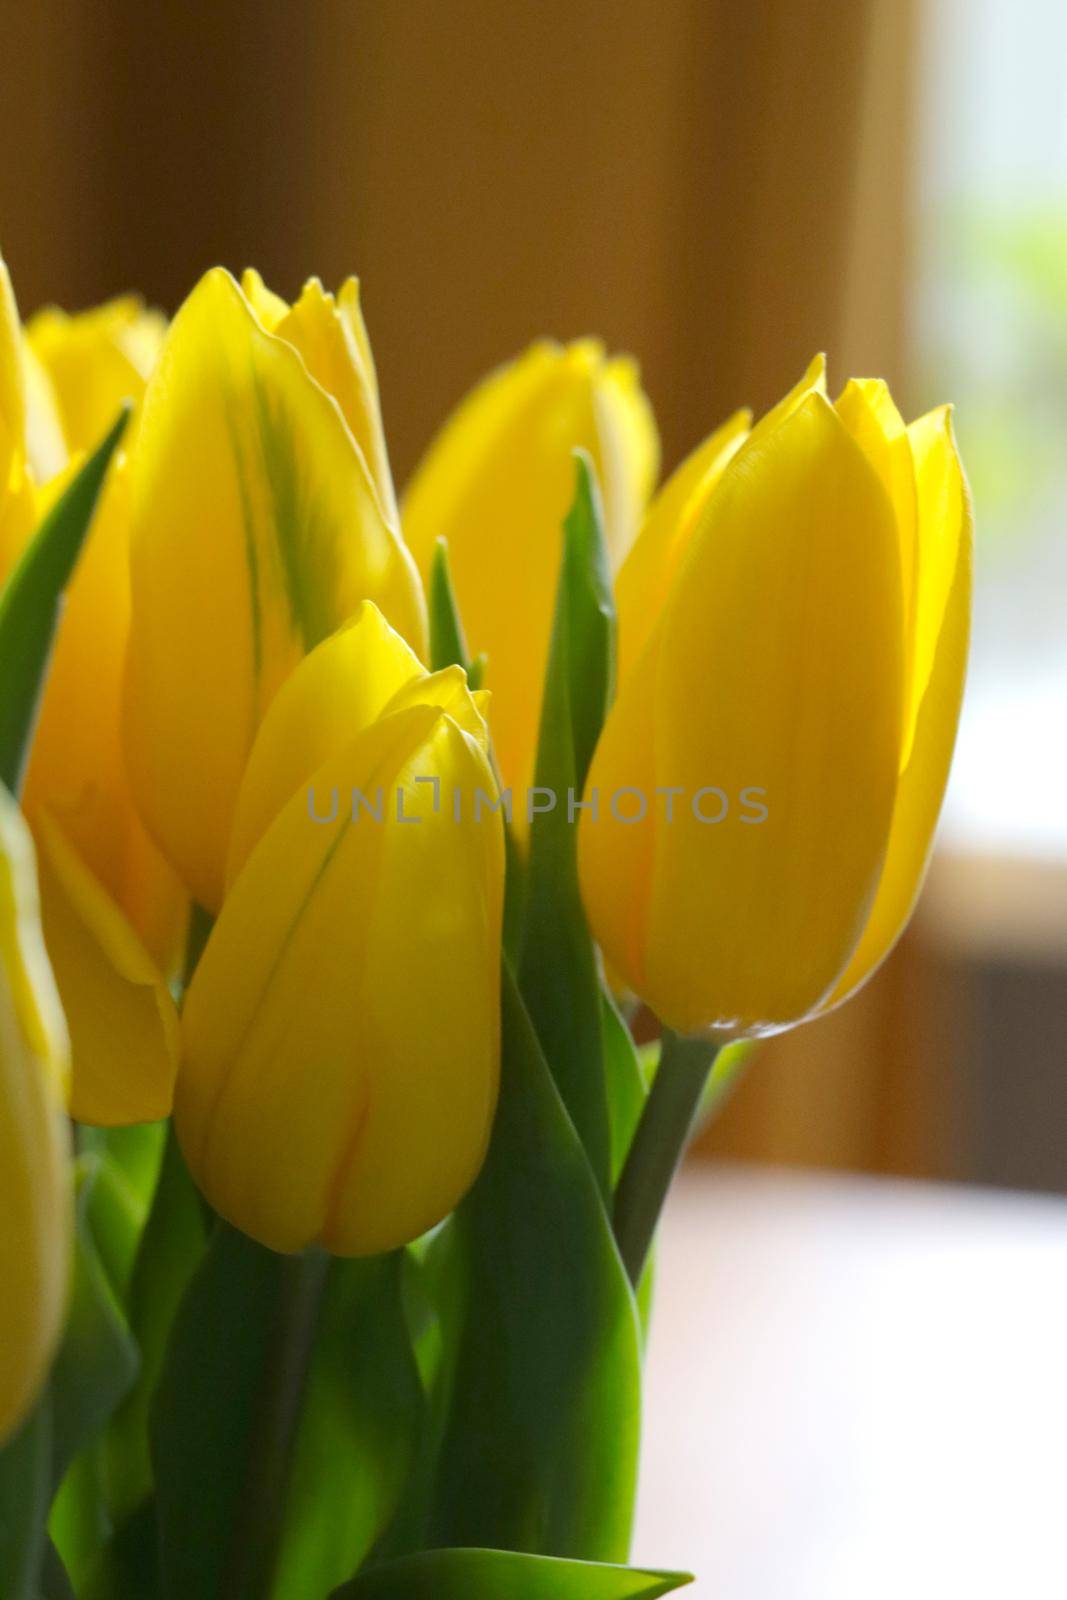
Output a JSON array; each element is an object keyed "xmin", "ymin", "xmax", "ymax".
[
  {"xmin": 0, "ymin": 261, "xmax": 183, "ymax": 1127},
  {"xmin": 0, "ymin": 786, "xmax": 71, "ymax": 1445},
  {"xmin": 579, "ymin": 361, "xmax": 971, "ymax": 1038},
  {"xmin": 123, "ymin": 268, "xmax": 427, "ymax": 914},
  {"xmin": 403, "ymin": 340, "xmax": 658, "ymax": 813},
  {"xmin": 177, "ymin": 603, "xmax": 503, "ymax": 1255},
  {"xmin": 0, "ymin": 258, "xmax": 46, "ymax": 557},
  {"xmin": 241, "ymin": 269, "xmax": 398, "ymax": 526},
  {"xmin": 1, "ymin": 257, "xmax": 24, "ymax": 489},
  {"xmin": 28, "ymin": 294, "xmax": 165, "ymax": 458}
]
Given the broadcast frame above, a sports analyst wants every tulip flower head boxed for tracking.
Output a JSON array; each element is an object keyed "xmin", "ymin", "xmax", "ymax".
[
  {"xmin": 404, "ymin": 339, "xmax": 659, "ymax": 816},
  {"xmin": 0, "ymin": 260, "xmax": 183, "ymax": 1127},
  {"xmin": 177, "ymin": 603, "xmax": 503, "ymax": 1256},
  {"xmin": 122, "ymin": 268, "xmax": 427, "ymax": 914},
  {"xmin": 28, "ymin": 294, "xmax": 165, "ymax": 458},
  {"xmin": 579, "ymin": 359, "xmax": 971, "ymax": 1039},
  {"xmin": 0, "ymin": 786, "xmax": 71, "ymax": 1445}
]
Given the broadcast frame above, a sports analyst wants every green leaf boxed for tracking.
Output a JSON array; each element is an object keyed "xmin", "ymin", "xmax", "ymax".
[
  {"xmin": 601, "ymin": 991, "xmax": 648, "ymax": 1187},
  {"xmin": 427, "ymin": 536, "xmax": 521, "ymax": 947},
  {"xmin": 80, "ymin": 1499, "xmax": 159, "ymax": 1600},
  {"xmin": 74, "ymin": 1123, "xmax": 166, "ymax": 1304},
  {"xmin": 50, "ymin": 1160, "xmax": 140, "ymax": 1487},
  {"xmin": 270, "ymin": 1254, "xmax": 424, "ymax": 1600},
  {"xmin": 518, "ymin": 451, "xmax": 615, "ymax": 1194},
  {"xmin": 418, "ymin": 966, "xmax": 642, "ymax": 1561},
  {"xmin": 48, "ymin": 1160, "xmax": 141, "ymax": 1583},
  {"xmin": 150, "ymin": 1226, "xmax": 327, "ymax": 1600},
  {"xmin": 0, "ymin": 406, "xmax": 128, "ymax": 793},
  {"xmin": 427, "ymin": 538, "xmax": 473, "ymax": 676},
  {"xmin": 103, "ymin": 1127, "xmax": 208, "ymax": 1526},
  {"xmin": 40, "ymin": 1539, "xmax": 76, "ymax": 1599},
  {"xmin": 332, "ymin": 1547, "xmax": 693, "ymax": 1599},
  {"xmin": 0, "ymin": 1399, "xmax": 52, "ymax": 1600},
  {"xmin": 553, "ymin": 450, "xmax": 616, "ymax": 787}
]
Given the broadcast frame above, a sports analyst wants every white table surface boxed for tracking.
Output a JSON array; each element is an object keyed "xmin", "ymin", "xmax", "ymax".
[{"xmin": 633, "ymin": 1163, "xmax": 1067, "ymax": 1599}]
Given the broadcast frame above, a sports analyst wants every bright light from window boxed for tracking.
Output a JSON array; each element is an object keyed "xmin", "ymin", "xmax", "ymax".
[{"xmin": 918, "ymin": 0, "xmax": 1067, "ymax": 858}]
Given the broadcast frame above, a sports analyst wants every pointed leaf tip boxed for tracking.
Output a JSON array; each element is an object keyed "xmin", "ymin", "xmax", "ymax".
[{"xmin": 428, "ymin": 537, "xmax": 473, "ymax": 676}]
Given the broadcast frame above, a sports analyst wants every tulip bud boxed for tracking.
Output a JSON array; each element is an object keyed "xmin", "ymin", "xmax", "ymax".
[
  {"xmin": 27, "ymin": 295, "xmax": 165, "ymax": 460},
  {"xmin": 0, "ymin": 262, "xmax": 183, "ymax": 1128},
  {"xmin": 403, "ymin": 340, "xmax": 658, "ymax": 813},
  {"xmin": 123, "ymin": 268, "xmax": 427, "ymax": 913},
  {"xmin": 0, "ymin": 786, "xmax": 71, "ymax": 1445},
  {"xmin": 177, "ymin": 603, "xmax": 503, "ymax": 1255},
  {"xmin": 580, "ymin": 361, "xmax": 971, "ymax": 1038}
]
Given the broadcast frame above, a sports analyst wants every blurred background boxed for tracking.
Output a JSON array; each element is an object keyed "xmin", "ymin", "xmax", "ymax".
[{"xmin": 1, "ymin": 0, "xmax": 1064, "ymax": 1195}]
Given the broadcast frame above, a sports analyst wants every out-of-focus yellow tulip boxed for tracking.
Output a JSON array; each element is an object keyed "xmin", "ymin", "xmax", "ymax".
[
  {"xmin": 123, "ymin": 268, "xmax": 427, "ymax": 914},
  {"xmin": 1, "ymin": 258, "xmax": 24, "ymax": 488},
  {"xmin": 28, "ymin": 295, "xmax": 165, "ymax": 458},
  {"xmin": 579, "ymin": 360, "xmax": 971, "ymax": 1038},
  {"xmin": 0, "ymin": 786, "xmax": 71, "ymax": 1445},
  {"xmin": 0, "ymin": 258, "xmax": 44, "ymax": 559},
  {"xmin": 242, "ymin": 270, "xmax": 398, "ymax": 526},
  {"xmin": 0, "ymin": 261, "xmax": 183, "ymax": 1127},
  {"xmin": 19, "ymin": 465, "xmax": 185, "ymax": 1127},
  {"xmin": 403, "ymin": 340, "xmax": 658, "ymax": 813},
  {"xmin": 177, "ymin": 603, "xmax": 503, "ymax": 1256}
]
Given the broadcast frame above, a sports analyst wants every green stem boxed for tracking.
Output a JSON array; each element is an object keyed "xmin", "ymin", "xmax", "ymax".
[
  {"xmin": 613, "ymin": 1029, "xmax": 720, "ymax": 1287},
  {"xmin": 221, "ymin": 1249, "xmax": 329, "ymax": 1600}
]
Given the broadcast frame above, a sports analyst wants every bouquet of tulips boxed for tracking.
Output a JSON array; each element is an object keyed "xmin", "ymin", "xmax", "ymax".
[{"xmin": 0, "ymin": 253, "xmax": 971, "ymax": 1599}]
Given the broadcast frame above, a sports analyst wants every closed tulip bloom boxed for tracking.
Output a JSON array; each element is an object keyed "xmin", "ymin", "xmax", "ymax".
[
  {"xmin": 0, "ymin": 786, "xmax": 71, "ymax": 1445},
  {"xmin": 28, "ymin": 294, "xmax": 165, "ymax": 458},
  {"xmin": 403, "ymin": 340, "xmax": 658, "ymax": 812},
  {"xmin": 123, "ymin": 268, "xmax": 427, "ymax": 914},
  {"xmin": 0, "ymin": 262, "xmax": 182, "ymax": 1126},
  {"xmin": 579, "ymin": 360, "xmax": 971, "ymax": 1037},
  {"xmin": 177, "ymin": 603, "xmax": 503, "ymax": 1255}
]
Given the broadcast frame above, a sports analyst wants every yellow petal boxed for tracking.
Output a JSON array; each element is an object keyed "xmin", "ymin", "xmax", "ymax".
[
  {"xmin": 178, "ymin": 704, "xmax": 503, "ymax": 1256},
  {"xmin": 403, "ymin": 340, "xmax": 658, "ymax": 808},
  {"xmin": 615, "ymin": 408, "xmax": 751, "ymax": 684},
  {"xmin": 34, "ymin": 813, "xmax": 179, "ymax": 1127},
  {"xmin": 249, "ymin": 273, "xmax": 399, "ymax": 527},
  {"xmin": 745, "ymin": 352, "xmax": 827, "ymax": 449},
  {"xmin": 578, "ymin": 626, "xmax": 661, "ymax": 992},
  {"xmin": 22, "ymin": 462, "xmax": 187, "ymax": 975},
  {"xmin": 239, "ymin": 268, "xmax": 290, "ymax": 330},
  {"xmin": 593, "ymin": 355, "xmax": 661, "ymax": 562},
  {"xmin": 825, "ymin": 406, "xmax": 972, "ymax": 1007},
  {"xmin": 225, "ymin": 601, "xmax": 424, "ymax": 886},
  {"xmin": 0, "ymin": 461, "xmax": 37, "ymax": 582},
  {"xmin": 22, "ymin": 341, "xmax": 68, "ymax": 481},
  {"xmin": 0, "ymin": 257, "xmax": 25, "ymax": 488},
  {"xmin": 27, "ymin": 296, "xmax": 165, "ymax": 455},
  {"xmin": 382, "ymin": 664, "xmax": 489, "ymax": 751},
  {"xmin": 123, "ymin": 268, "xmax": 426, "ymax": 912},
  {"xmin": 835, "ymin": 377, "xmax": 919, "ymax": 741},
  {"xmin": 0, "ymin": 788, "xmax": 71, "ymax": 1445}
]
